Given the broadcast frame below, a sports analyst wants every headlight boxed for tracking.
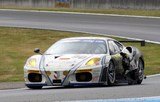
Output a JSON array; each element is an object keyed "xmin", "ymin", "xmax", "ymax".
[
  {"xmin": 86, "ymin": 58, "xmax": 100, "ymax": 66},
  {"xmin": 26, "ymin": 58, "xmax": 36, "ymax": 67}
]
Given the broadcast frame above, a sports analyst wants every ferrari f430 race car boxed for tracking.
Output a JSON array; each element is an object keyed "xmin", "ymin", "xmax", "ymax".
[{"xmin": 24, "ymin": 37, "xmax": 145, "ymax": 89}]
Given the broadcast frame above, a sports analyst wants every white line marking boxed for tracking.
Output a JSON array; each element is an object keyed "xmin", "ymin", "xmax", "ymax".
[
  {"xmin": 147, "ymin": 74, "xmax": 160, "ymax": 78},
  {"xmin": 0, "ymin": 9, "xmax": 160, "ymax": 19},
  {"xmin": 69, "ymin": 96, "xmax": 160, "ymax": 102},
  {"xmin": 104, "ymin": 34, "xmax": 160, "ymax": 44},
  {"xmin": 0, "ymin": 87, "xmax": 26, "ymax": 92}
]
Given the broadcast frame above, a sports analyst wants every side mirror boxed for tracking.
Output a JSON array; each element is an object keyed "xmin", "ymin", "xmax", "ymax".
[
  {"xmin": 34, "ymin": 48, "xmax": 41, "ymax": 54},
  {"xmin": 126, "ymin": 46, "xmax": 132, "ymax": 53}
]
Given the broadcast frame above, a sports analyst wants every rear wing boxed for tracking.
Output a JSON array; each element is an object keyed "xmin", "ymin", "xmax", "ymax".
[{"xmin": 119, "ymin": 40, "xmax": 145, "ymax": 46}]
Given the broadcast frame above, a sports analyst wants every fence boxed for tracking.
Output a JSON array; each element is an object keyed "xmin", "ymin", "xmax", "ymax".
[{"xmin": 0, "ymin": 0, "xmax": 160, "ymax": 10}]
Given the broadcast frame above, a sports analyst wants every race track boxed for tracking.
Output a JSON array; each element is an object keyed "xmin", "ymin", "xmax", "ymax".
[
  {"xmin": 0, "ymin": 10, "xmax": 160, "ymax": 43},
  {"xmin": 0, "ymin": 75, "xmax": 160, "ymax": 102},
  {"xmin": 0, "ymin": 10, "xmax": 160, "ymax": 101}
]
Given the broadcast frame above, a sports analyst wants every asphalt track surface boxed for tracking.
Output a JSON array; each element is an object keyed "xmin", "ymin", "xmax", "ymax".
[
  {"xmin": 0, "ymin": 75, "xmax": 159, "ymax": 102},
  {"xmin": 0, "ymin": 10, "xmax": 160, "ymax": 101},
  {"xmin": 0, "ymin": 10, "xmax": 160, "ymax": 43}
]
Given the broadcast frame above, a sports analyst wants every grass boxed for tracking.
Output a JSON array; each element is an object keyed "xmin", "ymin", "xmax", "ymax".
[
  {"xmin": 1, "ymin": 7, "xmax": 160, "ymax": 17},
  {"xmin": 0, "ymin": 27, "xmax": 160, "ymax": 82}
]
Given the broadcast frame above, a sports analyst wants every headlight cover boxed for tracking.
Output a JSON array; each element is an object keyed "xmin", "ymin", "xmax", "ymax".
[
  {"xmin": 86, "ymin": 58, "xmax": 100, "ymax": 66},
  {"xmin": 26, "ymin": 58, "xmax": 37, "ymax": 67}
]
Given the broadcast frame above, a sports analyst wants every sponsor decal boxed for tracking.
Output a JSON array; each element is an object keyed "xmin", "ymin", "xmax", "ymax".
[
  {"xmin": 53, "ymin": 71, "xmax": 58, "ymax": 79},
  {"xmin": 59, "ymin": 58, "xmax": 70, "ymax": 60},
  {"xmin": 46, "ymin": 71, "xmax": 51, "ymax": 76},
  {"xmin": 72, "ymin": 56, "xmax": 87, "ymax": 59},
  {"xmin": 63, "ymin": 71, "xmax": 69, "ymax": 76}
]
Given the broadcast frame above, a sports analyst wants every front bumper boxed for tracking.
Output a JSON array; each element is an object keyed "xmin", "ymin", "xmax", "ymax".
[{"xmin": 24, "ymin": 65, "xmax": 103, "ymax": 87}]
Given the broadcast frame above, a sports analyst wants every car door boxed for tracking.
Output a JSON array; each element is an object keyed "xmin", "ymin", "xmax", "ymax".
[{"xmin": 108, "ymin": 40, "xmax": 124, "ymax": 74}]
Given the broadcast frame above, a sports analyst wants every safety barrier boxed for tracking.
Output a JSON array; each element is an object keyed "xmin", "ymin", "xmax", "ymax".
[
  {"xmin": 0, "ymin": 0, "xmax": 160, "ymax": 10},
  {"xmin": 120, "ymin": 40, "xmax": 146, "ymax": 46}
]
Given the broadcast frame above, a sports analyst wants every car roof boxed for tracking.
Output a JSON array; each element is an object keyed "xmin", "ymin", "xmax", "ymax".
[{"xmin": 61, "ymin": 37, "xmax": 114, "ymax": 41}]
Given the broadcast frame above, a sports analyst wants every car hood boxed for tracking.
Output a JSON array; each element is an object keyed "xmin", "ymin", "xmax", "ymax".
[{"xmin": 42, "ymin": 54, "xmax": 94, "ymax": 71}]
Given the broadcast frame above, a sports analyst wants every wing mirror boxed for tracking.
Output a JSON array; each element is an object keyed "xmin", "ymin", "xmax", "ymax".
[
  {"xmin": 34, "ymin": 48, "xmax": 42, "ymax": 55},
  {"xmin": 126, "ymin": 47, "xmax": 132, "ymax": 53}
]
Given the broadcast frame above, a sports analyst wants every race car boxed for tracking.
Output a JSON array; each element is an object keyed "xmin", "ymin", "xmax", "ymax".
[{"xmin": 24, "ymin": 37, "xmax": 145, "ymax": 89}]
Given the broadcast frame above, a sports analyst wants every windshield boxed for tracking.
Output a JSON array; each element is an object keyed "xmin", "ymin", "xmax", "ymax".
[{"xmin": 45, "ymin": 39, "xmax": 107, "ymax": 54}]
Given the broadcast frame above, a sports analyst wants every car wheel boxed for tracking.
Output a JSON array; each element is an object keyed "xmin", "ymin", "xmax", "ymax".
[
  {"xmin": 107, "ymin": 61, "xmax": 116, "ymax": 86},
  {"xmin": 26, "ymin": 85, "xmax": 43, "ymax": 89},
  {"xmin": 136, "ymin": 59, "xmax": 144, "ymax": 84},
  {"xmin": 127, "ymin": 59, "xmax": 144, "ymax": 85}
]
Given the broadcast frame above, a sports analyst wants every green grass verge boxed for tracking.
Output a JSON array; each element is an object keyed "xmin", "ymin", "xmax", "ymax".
[
  {"xmin": 1, "ymin": 7, "xmax": 160, "ymax": 17},
  {"xmin": 0, "ymin": 27, "xmax": 160, "ymax": 82}
]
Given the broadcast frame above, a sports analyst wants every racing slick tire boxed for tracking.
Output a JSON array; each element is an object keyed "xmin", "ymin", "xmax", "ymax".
[
  {"xmin": 128, "ymin": 58, "xmax": 144, "ymax": 85},
  {"xmin": 107, "ymin": 61, "xmax": 116, "ymax": 86},
  {"xmin": 136, "ymin": 58, "xmax": 144, "ymax": 84}
]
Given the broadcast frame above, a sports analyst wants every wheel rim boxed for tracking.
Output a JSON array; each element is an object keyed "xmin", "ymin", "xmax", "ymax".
[
  {"xmin": 108, "ymin": 62, "xmax": 115, "ymax": 83},
  {"xmin": 138, "ymin": 59, "xmax": 144, "ymax": 80}
]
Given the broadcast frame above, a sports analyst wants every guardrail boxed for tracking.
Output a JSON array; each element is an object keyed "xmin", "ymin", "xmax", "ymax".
[
  {"xmin": 0, "ymin": 0, "xmax": 160, "ymax": 10},
  {"xmin": 120, "ymin": 40, "xmax": 145, "ymax": 46}
]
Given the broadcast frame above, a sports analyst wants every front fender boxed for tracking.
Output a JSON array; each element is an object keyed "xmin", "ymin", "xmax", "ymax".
[{"xmin": 105, "ymin": 55, "xmax": 112, "ymax": 67}]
